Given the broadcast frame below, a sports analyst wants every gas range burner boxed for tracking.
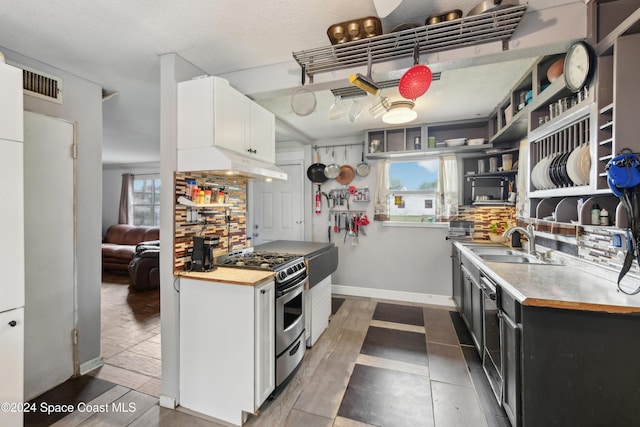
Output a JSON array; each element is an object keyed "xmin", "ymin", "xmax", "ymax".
[{"xmin": 219, "ymin": 251, "xmax": 302, "ymax": 272}]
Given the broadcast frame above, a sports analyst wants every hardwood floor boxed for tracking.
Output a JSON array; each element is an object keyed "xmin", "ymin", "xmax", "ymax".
[
  {"xmin": 27, "ymin": 289, "xmax": 508, "ymax": 427},
  {"xmin": 89, "ymin": 272, "xmax": 162, "ymax": 397}
]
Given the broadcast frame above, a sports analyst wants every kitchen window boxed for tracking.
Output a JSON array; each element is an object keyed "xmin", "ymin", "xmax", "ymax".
[
  {"xmin": 376, "ymin": 156, "xmax": 458, "ymax": 224},
  {"xmin": 132, "ymin": 175, "xmax": 161, "ymax": 226}
]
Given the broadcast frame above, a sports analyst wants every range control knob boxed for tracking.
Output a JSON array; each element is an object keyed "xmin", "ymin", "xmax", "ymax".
[{"xmin": 278, "ymin": 271, "xmax": 287, "ymax": 281}]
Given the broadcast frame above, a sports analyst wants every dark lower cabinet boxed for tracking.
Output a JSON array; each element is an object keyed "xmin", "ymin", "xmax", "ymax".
[
  {"xmin": 461, "ymin": 265, "xmax": 473, "ymax": 329},
  {"xmin": 461, "ymin": 264, "xmax": 483, "ymax": 353}
]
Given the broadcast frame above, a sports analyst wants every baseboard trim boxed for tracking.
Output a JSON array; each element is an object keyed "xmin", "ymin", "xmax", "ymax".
[
  {"xmin": 79, "ymin": 356, "xmax": 104, "ymax": 375},
  {"xmin": 160, "ymin": 395, "xmax": 177, "ymax": 409},
  {"xmin": 331, "ymin": 285, "xmax": 455, "ymax": 308}
]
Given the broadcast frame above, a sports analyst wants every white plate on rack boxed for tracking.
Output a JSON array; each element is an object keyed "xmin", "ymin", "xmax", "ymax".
[
  {"xmin": 567, "ymin": 145, "xmax": 584, "ymax": 185},
  {"xmin": 531, "ymin": 158, "xmax": 543, "ymax": 190},
  {"xmin": 577, "ymin": 144, "xmax": 591, "ymax": 184},
  {"xmin": 541, "ymin": 155, "xmax": 555, "ymax": 189}
]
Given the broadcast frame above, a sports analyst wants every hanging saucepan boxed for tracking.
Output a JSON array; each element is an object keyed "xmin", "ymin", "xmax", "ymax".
[
  {"xmin": 356, "ymin": 141, "xmax": 370, "ymax": 177},
  {"xmin": 307, "ymin": 149, "xmax": 328, "ymax": 184},
  {"xmin": 398, "ymin": 42, "xmax": 432, "ymax": 101},
  {"xmin": 324, "ymin": 147, "xmax": 340, "ymax": 179},
  {"xmin": 337, "ymin": 145, "xmax": 355, "ymax": 185}
]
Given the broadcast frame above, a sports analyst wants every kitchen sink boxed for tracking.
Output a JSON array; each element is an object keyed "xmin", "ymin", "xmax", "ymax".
[
  {"xmin": 461, "ymin": 243, "xmax": 563, "ymax": 265},
  {"xmin": 476, "ymin": 254, "xmax": 545, "ymax": 264}
]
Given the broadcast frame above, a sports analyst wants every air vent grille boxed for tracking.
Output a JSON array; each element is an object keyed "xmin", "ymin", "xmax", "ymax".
[
  {"xmin": 331, "ymin": 72, "xmax": 441, "ymax": 99},
  {"xmin": 21, "ymin": 67, "xmax": 63, "ymax": 103}
]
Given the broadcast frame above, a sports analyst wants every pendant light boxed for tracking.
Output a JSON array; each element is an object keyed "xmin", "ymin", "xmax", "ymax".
[{"xmin": 382, "ymin": 100, "xmax": 417, "ymax": 124}]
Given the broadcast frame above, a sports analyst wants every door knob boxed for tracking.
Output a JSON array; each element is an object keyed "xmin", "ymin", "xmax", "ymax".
[{"xmin": 8, "ymin": 320, "xmax": 17, "ymax": 327}]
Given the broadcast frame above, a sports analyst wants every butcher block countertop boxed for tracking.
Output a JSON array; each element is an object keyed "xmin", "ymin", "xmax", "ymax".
[
  {"xmin": 455, "ymin": 241, "xmax": 640, "ymax": 314},
  {"xmin": 178, "ymin": 268, "xmax": 274, "ymax": 286}
]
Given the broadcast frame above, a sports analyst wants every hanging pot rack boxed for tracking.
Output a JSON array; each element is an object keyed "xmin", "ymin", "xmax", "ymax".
[{"xmin": 292, "ymin": 5, "xmax": 527, "ymax": 79}]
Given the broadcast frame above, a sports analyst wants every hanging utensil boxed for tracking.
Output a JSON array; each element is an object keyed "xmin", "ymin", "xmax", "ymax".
[
  {"xmin": 324, "ymin": 147, "xmax": 340, "ymax": 179},
  {"xmin": 348, "ymin": 50, "xmax": 379, "ymax": 96},
  {"xmin": 306, "ymin": 148, "xmax": 328, "ymax": 184},
  {"xmin": 291, "ymin": 64, "xmax": 317, "ymax": 116},
  {"xmin": 398, "ymin": 43, "xmax": 432, "ymax": 101},
  {"xmin": 356, "ymin": 141, "xmax": 370, "ymax": 177}
]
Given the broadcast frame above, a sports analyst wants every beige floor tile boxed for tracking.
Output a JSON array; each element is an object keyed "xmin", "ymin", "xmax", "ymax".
[
  {"xmin": 370, "ymin": 319, "xmax": 426, "ymax": 333},
  {"xmin": 137, "ymin": 377, "xmax": 163, "ymax": 398},
  {"xmin": 355, "ymin": 353, "xmax": 430, "ymax": 377},
  {"xmin": 333, "ymin": 416, "xmax": 378, "ymax": 427},
  {"xmin": 88, "ymin": 364, "xmax": 153, "ymax": 390}
]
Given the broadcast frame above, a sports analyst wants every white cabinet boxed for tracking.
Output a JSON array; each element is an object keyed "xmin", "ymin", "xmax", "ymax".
[
  {"xmin": 254, "ymin": 280, "xmax": 275, "ymax": 406},
  {"xmin": 249, "ymin": 102, "xmax": 275, "ymax": 164},
  {"xmin": 304, "ymin": 276, "xmax": 331, "ymax": 347},
  {"xmin": 0, "ymin": 307, "xmax": 24, "ymax": 427},
  {"xmin": 0, "ymin": 140, "xmax": 24, "ymax": 314},
  {"xmin": 177, "ymin": 76, "xmax": 275, "ymax": 164},
  {"xmin": 0, "ymin": 63, "xmax": 23, "ymax": 143},
  {"xmin": 180, "ymin": 277, "xmax": 275, "ymax": 426}
]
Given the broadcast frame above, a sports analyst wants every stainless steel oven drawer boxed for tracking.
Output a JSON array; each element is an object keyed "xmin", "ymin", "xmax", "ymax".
[{"xmin": 276, "ymin": 330, "xmax": 306, "ymax": 387}]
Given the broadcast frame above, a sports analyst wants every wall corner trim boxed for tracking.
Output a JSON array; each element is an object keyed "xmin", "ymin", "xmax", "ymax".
[{"xmin": 79, "ymin": 357, "xmax": 104, "ymax": 376}]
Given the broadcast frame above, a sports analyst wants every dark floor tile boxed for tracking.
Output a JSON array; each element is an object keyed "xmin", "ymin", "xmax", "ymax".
[
  {"xmin": 24, "ymin": 376, "xmax": 117, "ymax": 426},
  {"xmin": 461, "ymin": 346, "xmax": 509, "ymax": 424},
  {"xmin": 338, "ymin": 364, "xmax": 434, "ymax": 427},
  {"xmin": 449, "ymin": 311, "xmax": 474, "ymax": 346},
  {"xmin": 360, "ymin": 326, "xmax": 427, "ymax": 366},
  {"xmin": 332, "ymin": 297, "xmax": 345, "ymax": 315},
  {"xmin": 372, "ymin": 302, "xmax": 425, "ymax": 326}
]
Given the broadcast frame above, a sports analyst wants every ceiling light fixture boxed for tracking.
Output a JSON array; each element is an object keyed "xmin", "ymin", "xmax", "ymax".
[{"xmin": 382, "ymin": 100, "xmax": 417, "ymax": 124}]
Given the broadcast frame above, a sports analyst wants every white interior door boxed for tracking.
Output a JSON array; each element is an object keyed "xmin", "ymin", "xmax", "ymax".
[
  {"xmin": 23, "ymin": 111, "xmax": 76, "ymax": 400},
  {"xmin": 252, "ymin": 163, "xmax": 304, "ymax": 244}
]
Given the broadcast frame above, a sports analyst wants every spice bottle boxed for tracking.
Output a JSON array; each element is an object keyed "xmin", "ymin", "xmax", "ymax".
[
  {"xmin": 600, "ymin": 208, "xmax": 609, "ymax": 226},
  {"xmin": 591, "ymin": 204, "xmax": 600, "ymax": 225}
]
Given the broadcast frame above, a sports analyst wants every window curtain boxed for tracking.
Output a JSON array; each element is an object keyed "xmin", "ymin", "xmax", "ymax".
[
  {"xmin": 437, "ymin": 156, "xmax": 459, "ymax": 219},
  {"xmin": 118, "ymin": 173, "xmax": 134, "ymax": 224},
  {"xmin": 515, "ymin": 137, "xmax": 529, "ymax": 218},
  {"xmin": 374, "ymin": 159, "xmax": 390, "ymax": 221}
]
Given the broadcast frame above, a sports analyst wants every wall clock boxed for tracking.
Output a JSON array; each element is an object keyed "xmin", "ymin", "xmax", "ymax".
[{"xmin": 563, "ymin": 41, "xmax": 596, "ymax": 92}]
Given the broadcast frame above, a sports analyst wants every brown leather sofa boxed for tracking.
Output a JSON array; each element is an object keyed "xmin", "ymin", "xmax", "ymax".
[{"xmin": 102, "ymin": 224, "xmax": 159, "ymax": 272}]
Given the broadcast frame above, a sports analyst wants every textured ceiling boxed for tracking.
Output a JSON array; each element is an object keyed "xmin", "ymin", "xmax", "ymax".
[{"xmin": 0, "ymin": 0, "xmax": 581, "ymax": 164}]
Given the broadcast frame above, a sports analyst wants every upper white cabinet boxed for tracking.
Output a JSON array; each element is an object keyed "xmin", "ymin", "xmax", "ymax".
[
  {"xmin": 0, "ymin": 62, "xmax": 23, "ymax": 143},
  {"xmin": 177, "ymin": 76, "xmax": 275, "ymax": 164},
  {"xmin": 250, "ymin": 102, "xmax": 275, "ymax": 164}
]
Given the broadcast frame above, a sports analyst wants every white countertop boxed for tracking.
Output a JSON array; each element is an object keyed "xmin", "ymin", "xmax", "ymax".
[{"xmin": 455, "ymin": 241, "xmax": 640, "ymax": 314}]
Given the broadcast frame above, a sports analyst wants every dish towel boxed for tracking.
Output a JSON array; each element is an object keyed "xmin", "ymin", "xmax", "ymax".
[{"xmin": 437, "ymin": 156, "xmax": 459, "ymax": 219}]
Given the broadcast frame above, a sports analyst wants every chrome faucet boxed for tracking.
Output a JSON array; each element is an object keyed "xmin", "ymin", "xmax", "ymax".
[{"xmin": 502, "ymin": 224, "xmax": 537, "ymax": 255}]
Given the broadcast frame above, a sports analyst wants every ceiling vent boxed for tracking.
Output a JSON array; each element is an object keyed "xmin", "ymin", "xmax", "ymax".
[
  {"xmin": 20, "ymin": 65, "xmax": 63, "ymax": 104},
  {"xmin": 331, "ymin": 73, "xmax": 441, "ymax": 99}
]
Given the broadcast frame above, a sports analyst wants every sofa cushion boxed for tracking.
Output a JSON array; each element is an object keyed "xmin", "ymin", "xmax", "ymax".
[
  {"xmin": 103, "ymin": 224, "xmax": 159, "ymax": 246},
  {"xmin": 102, "ymin": 243, "xmax": 136, "ymax": 260}
]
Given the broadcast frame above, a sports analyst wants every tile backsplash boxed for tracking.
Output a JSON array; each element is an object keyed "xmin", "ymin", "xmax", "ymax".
[
  {"xmin": 455, "ymin": 206, "xmax": 516, "ymax": 240},
  {"xmin": 174, "ymin": 172, "xmax": 247, "ymax": 272},
  {"xmin": 578, "ymin": 226, "xmax": 640, "ymax": 279}
]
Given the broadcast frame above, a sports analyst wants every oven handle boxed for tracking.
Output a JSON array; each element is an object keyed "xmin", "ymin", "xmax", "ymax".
[{"xmin": 277, "ymin": 279, "xmax": 305, "ymax": 300}]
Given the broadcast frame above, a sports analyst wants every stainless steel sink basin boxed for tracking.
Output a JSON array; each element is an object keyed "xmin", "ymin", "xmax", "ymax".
[
  {"xmin": 476, "ymin": 254, "xmax": 545, "ymax": 264},
  {"xmin": 469, "ymin": 248, "xmax": 521, "ymax": 256}
]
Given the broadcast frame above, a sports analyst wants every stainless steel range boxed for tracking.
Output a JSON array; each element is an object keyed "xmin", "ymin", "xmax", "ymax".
[{"xmin": 220, "ymin": 249, "xmax": 307, "ymax": 388}]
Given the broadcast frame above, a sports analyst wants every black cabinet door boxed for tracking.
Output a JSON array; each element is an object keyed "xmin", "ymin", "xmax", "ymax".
[
  {"xmin": 501, "ymin": 311, "xmax": 521, "ymax": 427},
  {"xmin": 470, "ymin": 276, "xmax": 483, "ymax": 353},
  {"xmin": 452, "ymin": 248, "xmax": 462, "ymax": 311},
  {"xmin": 461, "ymin": 266, "xmax": 473, "ymax": 331}
]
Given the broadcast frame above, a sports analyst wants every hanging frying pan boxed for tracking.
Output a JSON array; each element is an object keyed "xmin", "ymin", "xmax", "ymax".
[
  {"xmin": 337, "ymin": 145, "xmax": 355, "ymax": 185},
  {"xmin": 356, "ymin": 141, "xmax": 370, "ymax": 177},
  {"xmin": 307, "ymin": 149, "xmax": 327, "ymax": 184},
  {"xmin": 398, "ymin": 43, "xmax": 432, "ymax": 101},
  {"xmin": 324, "ymin": 147, "xmax": 340, "ymax": 179}
]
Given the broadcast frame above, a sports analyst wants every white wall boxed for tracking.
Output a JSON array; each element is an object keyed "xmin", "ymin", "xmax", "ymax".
[
  {"xmin": 310, "ymin": 136, "xmax": 453, "ymax": 302},
  {"xmin": 159, "ymin": 53, "xmax": 206, "ymax": 408},
  {"xmin": 102, "ymin": 162, "xmax": 160, "ymax": 234},
  {"xmin": 2, "ymin": 47, "xmax": 104, "ymax": 374}
]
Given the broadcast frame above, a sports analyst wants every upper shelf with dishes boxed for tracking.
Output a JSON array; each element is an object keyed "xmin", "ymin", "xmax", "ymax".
[{"xmin": 291, "ymin": 5, "xmax": 528, "ymax": 78}]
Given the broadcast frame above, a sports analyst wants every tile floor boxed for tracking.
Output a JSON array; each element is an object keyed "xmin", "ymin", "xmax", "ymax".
[{"xmin": 26, "ymin": 279, "xmax": 509, "ymax": 426}]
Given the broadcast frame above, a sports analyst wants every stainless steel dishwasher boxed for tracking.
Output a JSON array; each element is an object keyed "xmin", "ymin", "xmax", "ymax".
[{"xmin": 481, "ymin": 274, "xmax": 502, "ymax": 403}]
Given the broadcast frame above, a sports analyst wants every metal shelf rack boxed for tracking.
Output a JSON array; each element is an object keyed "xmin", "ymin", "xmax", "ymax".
[{"xmin": 292, "ymin": 5, "xmax": 528, "ymax": 78}]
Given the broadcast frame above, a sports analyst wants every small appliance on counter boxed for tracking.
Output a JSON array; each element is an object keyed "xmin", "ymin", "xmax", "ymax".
[{"xmin": 191, "ymin": 236, "xmax": 219, "ymax": 271}]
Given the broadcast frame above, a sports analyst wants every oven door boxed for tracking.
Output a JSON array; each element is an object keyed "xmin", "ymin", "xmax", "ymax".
[{"xmin": 275, "ymin": 278, "xmax": 306, "ymax": 356}]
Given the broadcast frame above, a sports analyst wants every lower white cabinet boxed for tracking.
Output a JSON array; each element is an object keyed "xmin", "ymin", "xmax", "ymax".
[
  {"xmin": 180, "ymin": 278, "xmax": 274, "ymax": 426},
  {"xmin": 304, "ymin": 276, "xmax": 331, "ymax": 347},
  {"xmin": 0, "ymin": 307, "xmax": 24, "ymax": 427}
]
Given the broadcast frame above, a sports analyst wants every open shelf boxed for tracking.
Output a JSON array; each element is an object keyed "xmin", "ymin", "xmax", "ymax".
[{"xmin": 292, "ymin": 5, "xmax": 528, "ymax": 77}]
